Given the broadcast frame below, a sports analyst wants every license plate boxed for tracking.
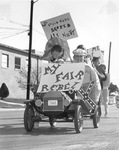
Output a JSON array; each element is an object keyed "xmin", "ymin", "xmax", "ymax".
[{"xmin": 48, "ymin": 100, "xmax": 58, "ymax": 106}]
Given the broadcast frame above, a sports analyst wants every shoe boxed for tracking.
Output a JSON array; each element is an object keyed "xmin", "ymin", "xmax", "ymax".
[
  {"xmin": 104, "ymin": 112, "xmax": 107, "ymax": 117},
  {"xmin": 104, "ymin": 108, "xmax": 108, "ymax": 117}
]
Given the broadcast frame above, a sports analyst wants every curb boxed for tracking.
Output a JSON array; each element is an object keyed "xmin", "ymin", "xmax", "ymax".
[
  {"xmin": 0, "ymin": 100, "xmax": 25, "ymax": 111},
  {"xmin": 0, "ymin": 108, "xmax": 25, "ymax": 111},
  {"xmin": 0, "ymin": 100, "xmax": 25, "ymax": 106}
]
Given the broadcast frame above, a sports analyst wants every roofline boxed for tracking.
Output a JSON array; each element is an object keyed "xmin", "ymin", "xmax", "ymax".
[{"xmin": 0, "ymin": 43, "xmax": 42, "ymax": 59}]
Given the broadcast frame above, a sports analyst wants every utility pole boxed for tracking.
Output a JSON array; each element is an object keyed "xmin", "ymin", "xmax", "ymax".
[
  {"xmin": 26, "ymin": 0, "xmax": 34, "ymax": 100},
  {"xmin": 108, "ymin": 42, "xmax": 112, "ymax": 74}
]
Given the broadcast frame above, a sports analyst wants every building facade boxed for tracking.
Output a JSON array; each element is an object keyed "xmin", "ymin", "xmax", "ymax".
[{"xmin": 0, "ymin": 43, "xmax": 41, "ymax": 99}]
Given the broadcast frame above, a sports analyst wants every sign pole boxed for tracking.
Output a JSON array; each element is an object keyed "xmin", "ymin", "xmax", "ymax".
[
  {"xmin": 26, "ymin": 0, "xmax": 34, "ymax": 100},
  {"xmin": 108, "ymin": 42, "xmax": 112, "ymax": 74}
]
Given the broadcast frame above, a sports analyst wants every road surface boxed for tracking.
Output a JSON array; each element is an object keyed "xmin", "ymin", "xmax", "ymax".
[{"xmin": 0, "ymin": 104, "xmax": 119, "ymax": 150}]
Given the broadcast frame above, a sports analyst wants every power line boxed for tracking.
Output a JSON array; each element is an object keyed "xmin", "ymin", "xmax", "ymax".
[
  {"xmin": 0, "ymin": 18, "xmax": 29, "ymax": 28},
  {"xmin": 48, "ymin": 0, "xmax": 102, "ymax": 44},
  {"xmin": 0, "ymin": 18, "xmax": 45, "ymax": 37},
  {"xmin": 0, "ymin": 31, "xmax": 25, "ymax": 37},
  {"xmin": 48, "ymin": 0, "xmax": 66, "ymax": 13},
  {"xmin": 0, "ymin": 30, "xmax": 28, "ymax": 40},
  {"xmin": 0, "ymin": 27, "xmax": 27, "ymax": 31},
  {"xmin": 33, "ymin": 28, "xmax": 45, "ymax": 36}
]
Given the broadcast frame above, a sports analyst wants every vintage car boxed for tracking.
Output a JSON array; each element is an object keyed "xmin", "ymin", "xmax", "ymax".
[{"xmin": 23, "ymin": 62, "xmax": 101, "ymax": 133}]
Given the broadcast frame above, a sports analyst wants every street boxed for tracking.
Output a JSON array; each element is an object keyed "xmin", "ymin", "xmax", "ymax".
[{"xmin": 0, "ymin": 104, "xmax": 119, "ymax": 150}]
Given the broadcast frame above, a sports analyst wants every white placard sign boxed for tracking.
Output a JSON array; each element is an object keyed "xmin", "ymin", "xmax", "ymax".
[
  {"xmin": 87, "ymin": 45, "xmax": 104, "ymax": 63},
  {"xmin": 37, "ymin": 63, "xmax": 85, "ymax": 93},
  {"xmin": 40, "ymin": 13, "xmax": 78, "ymax": 40}
]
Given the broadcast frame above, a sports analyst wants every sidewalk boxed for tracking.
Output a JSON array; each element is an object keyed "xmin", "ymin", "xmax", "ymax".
[
  {"xmin": 0, "ymin": 108, "xmax": 25, "ymax": 111},
  {"xmin": 0, "ymin": 100, "xmax": 25, "ymax": 106},
  {"xmin": 0, "ymin": 99, "xmax": 25, "ymax": 111}
]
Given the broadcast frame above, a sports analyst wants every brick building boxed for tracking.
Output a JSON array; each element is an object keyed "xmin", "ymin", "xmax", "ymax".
[{"xmin": 0, "ymin": 43, "xmax": 42, "ymax": 99}]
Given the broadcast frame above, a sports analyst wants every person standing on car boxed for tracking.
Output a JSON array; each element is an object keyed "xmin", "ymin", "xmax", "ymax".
[
  {"xmin": 73, "ymin": 45, "xmax": 87, "ymax": 63},
  {"xmin": 72, "ymin": 45, "xmax": 101, "ymax": 115}
]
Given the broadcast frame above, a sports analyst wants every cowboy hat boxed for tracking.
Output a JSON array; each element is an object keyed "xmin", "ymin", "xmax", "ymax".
[{"xmin": 73, "ymin": 48, "xmax": 86, "ymax": 56}]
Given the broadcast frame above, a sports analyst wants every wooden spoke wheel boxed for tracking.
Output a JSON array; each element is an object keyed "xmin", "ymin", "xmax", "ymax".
[
  {"xmin": 24, "ymin": 105, "xmax": 35, "ymax": 132},
  {"xmin": 74, "ymin": 105, "xmax": 83, "ymax": 133}
]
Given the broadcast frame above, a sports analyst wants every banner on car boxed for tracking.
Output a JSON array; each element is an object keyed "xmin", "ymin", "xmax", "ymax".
[{"xmin": 37, "ymin": 62, "xmax": 85, "ymax": 93}]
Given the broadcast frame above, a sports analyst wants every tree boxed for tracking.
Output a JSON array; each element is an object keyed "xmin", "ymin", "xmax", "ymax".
[
  {"xmin": 16, "ymin": 66, "xmax": 41, "ymax": 98},
  {"xmin": 108, "ymin": 82, "xmax": 119, "ymax": 95},
  {"xmin": 0, "ymin": 83, "xmax": 9, "ymax": 99}
]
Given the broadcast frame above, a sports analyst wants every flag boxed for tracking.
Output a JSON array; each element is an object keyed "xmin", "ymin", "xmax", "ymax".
[{"xmin": 78, "ymin": 81, "xmax": 97, "ymax": 113}]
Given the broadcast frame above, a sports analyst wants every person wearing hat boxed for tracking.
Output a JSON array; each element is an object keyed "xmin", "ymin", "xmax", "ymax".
[
  {"xmin": 92, "ymin": 56, "xmax": 107, "ymax": 89},
  {"xmin": 73, "ymin": 45, "xmax": 101, "ymax": 116},
  {"xmin": 92, "ymin": 57, "xmax": 108, "ymax": 116},
  {"xmin": 73, "ymin": 45, "xmax": 87, "ymax": 63},
  {"xmin": 92, "ymin": 56, "xmax": 100, "ymax": 64},
  {"xmin": 99, "ymin": 64, "xmax": 109, "ymax": 117}
]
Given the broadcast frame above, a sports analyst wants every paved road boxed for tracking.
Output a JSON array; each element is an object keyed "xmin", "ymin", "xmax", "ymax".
[{"xmin": 0, "ymin": 105, "xmax": 119, "ymax": 150}]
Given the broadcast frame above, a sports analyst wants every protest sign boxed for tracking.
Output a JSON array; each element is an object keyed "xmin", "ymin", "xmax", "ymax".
[
  {"xmin": 37, "ymin": 62, "xmax": 85, "ymax": 93},
  {"xmin": 40, "ymin": 13, "xmax": 78, "ymax": 40},
  {"xmin": 87, "ymin": 45, "xmax": 104, "ymax": 63}
]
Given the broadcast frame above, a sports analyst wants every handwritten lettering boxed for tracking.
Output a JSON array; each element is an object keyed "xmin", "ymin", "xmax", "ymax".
[
  {"xmin": 50, "ymin": 33, "xmax": 59, "ymax": 38},
  {"xmin": 41, "ymin": 82, "xmax": 80, "ymax": 92},
  {"xmin": 38, "ymin": 63, "xmax": 85, "ymax": 93},
  {"xmin": 51, "ymin": 24, "xmax": 71, "ymax": 32},
  {"xmin": 41, "ymin": 21, "xmax": 48, "ymax": 27},
  {"xmin": 44, "ymin": 64, "xmax": 61, "ymax": 75},
  {"xmin": 75, "ymin": 70, "xmax": 84, "ymax": 80},
  {"xmin": 40, "ymin": 13, "xmax": 78, "ymax": 40},
  {"xmin": 62, "ymin": 29, "xmax": 75, "ymax": 38},
  {"xmin": 41, "ymin": 18, "xmax": 70, "ymax": 28},
  {"xmin": 71, "ymin": 82, "xmax": 79, "ymax": 89},
  {"xmin": 55, "ymin": 71, "xmax": 84, "ymax": 82},
  {"xmin": 59, "ymin": 18, "xmax": 70, "ymax": 23}
]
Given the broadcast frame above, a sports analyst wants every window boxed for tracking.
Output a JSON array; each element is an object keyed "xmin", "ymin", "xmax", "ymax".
[
  {"xmin": 26, "ymin": 59, "xmax": 28, "ymax": 71},
  {"xmin": 15, "ymin": 57, "xmax": 21, "ymax": 69},
  {"xmin": 2, "ymin": 54, "xmax": 9, "ymax": 68}
]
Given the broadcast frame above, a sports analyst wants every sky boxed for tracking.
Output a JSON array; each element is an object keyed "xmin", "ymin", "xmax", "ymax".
[{"xmin": 0, "ymin": 0, "xmax": 119, "ymax": 86}]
